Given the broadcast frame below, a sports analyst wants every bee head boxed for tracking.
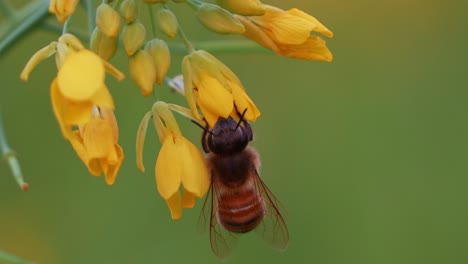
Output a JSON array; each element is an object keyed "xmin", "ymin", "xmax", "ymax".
[{"xmin": 207, "ymin": 117, "xmax": 252, "ymax": 155}]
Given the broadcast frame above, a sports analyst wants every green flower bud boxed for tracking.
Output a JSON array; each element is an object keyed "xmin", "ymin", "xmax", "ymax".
[
  {"xmin": 120, "ymin": 0, "xmax": 138, "ymax": 24},
  {"xmin": 216, "ymin": 0, "xmax": 265, "ymax": 16},
  {"xmin": 129, "ymin": 50, "xmax": 156, "ymax": 97},
  {"xmin": 90, "ymin": 27, "xmax": 118, "ymax": 61},
  {"xmin": 145, "ymin": 39, "xmax": 171, "ymax": 85},
  {"xmin": 122, "ymin": 22, "xmax": 146, "ymax": 56},
  {"xmin": 96, "ymin": 3, "xmax": 121, "ymax": 37},
  {"xmin": 156, "ymin": 9, "xmax": 178, "ymax": 39},
  {"xmin": 196, "ymin": 3, "xmax": 245, "ymax": 34}
]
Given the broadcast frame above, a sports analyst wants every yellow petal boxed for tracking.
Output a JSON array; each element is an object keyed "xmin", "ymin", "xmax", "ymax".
[
  {"xmin": 50, "ymin": 78, "xmax": 72, "ymax": 138},
  {"xmin": 166, "ymin": 192, "xmax": 182, "ymax": 220},
  {"xmin": 87, "ymin": 158, "xmax": 103, "ymax": 176},
  {"xmin": 180, "ymin": 137, "xmax": 210, "ymax": 197},
  {"xmin": 255, "ymin": 6, "xmax": 315, "ymax": 45},
  {"xmin": 57, "ymin": 50, "xmax": 105, "ymax": 101},
  {"xmin": 155, "ymin": 135, "xmax": 182, "ymax": 199},
  {"xmin": 82, "ymin": 117, "xmax": 115, "ymax": 159},
  {"xmin": 182, "ymin": 56, "xmax": 202, "ymax": 121},
  {"xmin": 136, "ymin": 111, "xmax": 153, "ymax": 172},
  {"xmin": 181, "ymin": 189, "xmax": 197, "ymax": 209},
  {"xmin": 68, "ymin": 130, "xmax": 88, "ymax": 164},
  {"xmin": 20, "ymin": 42, "xmax": 57, "ymax": 81},
  {"xmin": 235, "ymin": 15, "xmax": 279, "ymax": 52},
  {"xmin": 103, "ymin": 144, "xmax": 124, "ymax": 185},
  {"xmin": 278, "ymin": 35, "xmax": 333, "ymax": 62},
  {"xmin": 90, "ymin": 85, "xmax": 115, "ymax": 111},
  {"xmin": 231, "ymin": 82, "xmax": 261, "ymax": 122},
  {"xmin": 195, "ymin": 75, "xmax": 234, "ymax": 126},
  {"xmin": 288, "ymin": 8, "xmax": 334, "ymax": 38},
  {"xmin": 61, "ymin": 100, "xmax": 94, "ymax": 125},
  {"xmin": 100, "ymin": 108, "xmax": 119, "ymax": 143}
]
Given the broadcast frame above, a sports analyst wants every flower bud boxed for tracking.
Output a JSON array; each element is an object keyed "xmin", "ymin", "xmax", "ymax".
[
  {"xmin": 129, "ymin": 50, "xmax": 156, "ymax": 96},
  {"xmin": 90, "ymin": 27, "xmax": 118, "ymax": 61},
  {"xmin": 96, "ymin": 3, "xmax": 121, "ymax": 37},
  {"xmin": 156, "ymin": 9, "xmax": 178, "ymax": 39},
  {"xmin": 122, "ymin": 22, "xmax": 146, "ymax": 56},
  {"xmin": 120, "ymin": 0, "xmax": 138, "ymax": 24},
  {"xmin": 145, "ymin": 39, "xmax": 171, "ymax": 85},
  {"xmin": 49, "ymin": 0, "xmax": 79, "ymax": 23},
  {"xmin": 216, "ymin": 0, "xmax": 265, "ymax": 16},
  {"xmin": 196, "ymin": 3, "xmax": 245, "ymax": 34}
]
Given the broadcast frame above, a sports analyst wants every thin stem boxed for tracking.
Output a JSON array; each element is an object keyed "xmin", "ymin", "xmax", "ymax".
[
  {"xmin": 186, "ymin": 0, "xmax": 202, "ymax": 9},
  {"xmin": 62, "ymin": 15, "xmax": 73, "ymax": 34},
  {"xmin": 0, "ymin": 0, "xmax": 49, "ymax": 55},
  {"xmin": 176, "ymin": 26, "xmax": 195, "ymax": 53},
  {"xmin": 147, "ymin": 4, "xmax": 157, "ymax": 38},
  {"xmin": 0, "ymin": 113, "xmax": 28, "ymax": 191},
  {"xmin": 0, "ymin": 250, "xmax": 33, "ymax": 264},
  {"xmin": 86, "ymin": 0, "xmax": 96, "ymax": 38}
]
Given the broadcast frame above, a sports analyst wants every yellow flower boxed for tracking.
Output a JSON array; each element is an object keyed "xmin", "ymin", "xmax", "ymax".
[
  {"xmin": 235, "ymin": 5, "xmax": 334, "ymax": 61},
  {"xmin": 68, "ymin": 107, "xmax": 124, "ymax": 185},
  {"xmin": 49, "ymin": 0, "xmax": 79, "ymax": 23},
  {"xmin": 182, "ymin": 50, "xmax": 260, "ymax": 127},
  {"xmin": 136, "ymin": 102, "xmax": 210, "ymax": 220},
  {"xmin": 21, "ymin": 34, "xmax": 124, "ymax": 139}
]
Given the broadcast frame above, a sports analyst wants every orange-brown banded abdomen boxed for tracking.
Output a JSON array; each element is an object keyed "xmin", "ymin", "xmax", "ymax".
[{"xmin": 217, "ymin": 189, "xmax": 265, "ymax": 233}]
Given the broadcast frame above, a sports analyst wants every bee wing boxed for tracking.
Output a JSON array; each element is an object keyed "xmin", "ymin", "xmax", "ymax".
[
  {"xmin": 253, "ymin": 169, "xmax": 290, "ymax": 251},
  {"xmin": 197, "ymin": 178, "xmax": 239, "ymax": 259}
]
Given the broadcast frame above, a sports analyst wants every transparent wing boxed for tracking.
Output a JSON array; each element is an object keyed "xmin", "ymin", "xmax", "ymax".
[
  {"xmin": 197, "ymin": 176, "xmax": 239, "ymax": 259},
  {"xmin": 253, "ymin": 170, "xmax": 289, "ymax": 251}
]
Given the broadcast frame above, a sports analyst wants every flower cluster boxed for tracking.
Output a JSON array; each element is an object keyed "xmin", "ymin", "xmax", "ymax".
[{"xmin": 20, "ymin": 0, "xmax": 333, "ymax": 219}]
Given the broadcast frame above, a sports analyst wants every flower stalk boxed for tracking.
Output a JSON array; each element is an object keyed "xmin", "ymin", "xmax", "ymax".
[{"xmin": 0, "ymin": 113, "xmax": 28, "ymax": 191}]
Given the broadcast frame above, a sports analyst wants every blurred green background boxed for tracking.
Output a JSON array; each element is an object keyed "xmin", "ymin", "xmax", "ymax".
[{"xmin": 1, "ymin": 0, "xmax": 468, "ymax": 263}]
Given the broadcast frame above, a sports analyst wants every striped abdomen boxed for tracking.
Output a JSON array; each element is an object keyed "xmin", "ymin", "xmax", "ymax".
[{"xmin": 217, "ymin": 181, "xmax": 265, "ymax": 233}]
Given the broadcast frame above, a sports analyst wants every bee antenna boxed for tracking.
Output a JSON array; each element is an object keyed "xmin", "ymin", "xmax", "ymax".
[
  {"xmin": 191, "ymin": 119, "xmax": 215, "ymax": 136},
  {"xmin": 234, "ymin": 108, "xmax": 248, "ymax": 131}
]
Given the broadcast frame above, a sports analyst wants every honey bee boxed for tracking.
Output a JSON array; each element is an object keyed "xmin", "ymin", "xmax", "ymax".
[{"xmin": 198, "ymin": 114, "xmax": 289, "ymax": 258}]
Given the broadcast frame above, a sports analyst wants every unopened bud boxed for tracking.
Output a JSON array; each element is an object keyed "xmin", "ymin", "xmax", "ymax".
[
  {"xmin": 196, "ymin": 3, "xmax": 245, "ymax": 34},
  {"xmin": 216, "ymin": 0, "xmax": 265, "ymax": 16},
  {"xmin": 96, "ymin": 3, "xmax": 121, "ymax": 37},
  {"xmin": 120, "ymin": 0, "xmax": 138, "ymax": 24},
  {"xmin": 145, "ymin": 39, "xmax": 171, "ymax": 85},
  {"xmin": 122, "ymin": 22, "xmax": 146, "ymax": 56},
  {"xmin": 129, "ymin": 50, "xmax": 156, "ymax": 96},
  {"xmin": 90, "ymin": 27, "xmax": 118, "ymax": 61},
  {"xmin": 156, "ymin": 9, "xmax": 178, "ymax": 39}
]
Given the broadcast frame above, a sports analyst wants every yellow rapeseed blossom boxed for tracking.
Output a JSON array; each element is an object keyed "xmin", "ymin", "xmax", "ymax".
[
  {"xmin": 68, "ymin": 107, "xmax": 124, "ymax": 185},
  {"xmin": 136, "ymin": 102, "xmax": 210, "ymax": 220},
  {"xmin": 182, "ymin": 50, "xmax": 260, "ymax": 127},
  {"xmin": 49, "ymin": 0, "xmax": 79, "ymax": 23},
  {"xmin": 235, "ymin": 5, "xmax": 334, "ymax": 61},
  {"xmin": 21, "ymin": 35, "xmax": 124, "ymax": 139}
]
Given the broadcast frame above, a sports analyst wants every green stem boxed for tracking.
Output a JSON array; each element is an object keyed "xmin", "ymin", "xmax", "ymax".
[
  {"xmin": 147, "ymin": 4, "xmax": 157, "ymax": 38},
  {"xmin": 86, "ymin": 0, "xmax": 96, "ymax": 38},
  {"xmin": 0, "ymin": 0, "xmax": 49, "ymax": 55},
  {"xmin": 186, "ymin": 0, "xmax": 202, "ymax": 9},
  {"xmin": 62, "ymin": 15, "xmax": 73, "ymax": 34},
  {"xmin": 176, "ymin": 25, "xmax": 195, "ymax": 53},
  {"xmin": 0, "ymin": 113, "xmax": 28, "ymax": 191},
  {"xmin": 0, "ymin": 250, "xmax": 33, "ymax": 264}
]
